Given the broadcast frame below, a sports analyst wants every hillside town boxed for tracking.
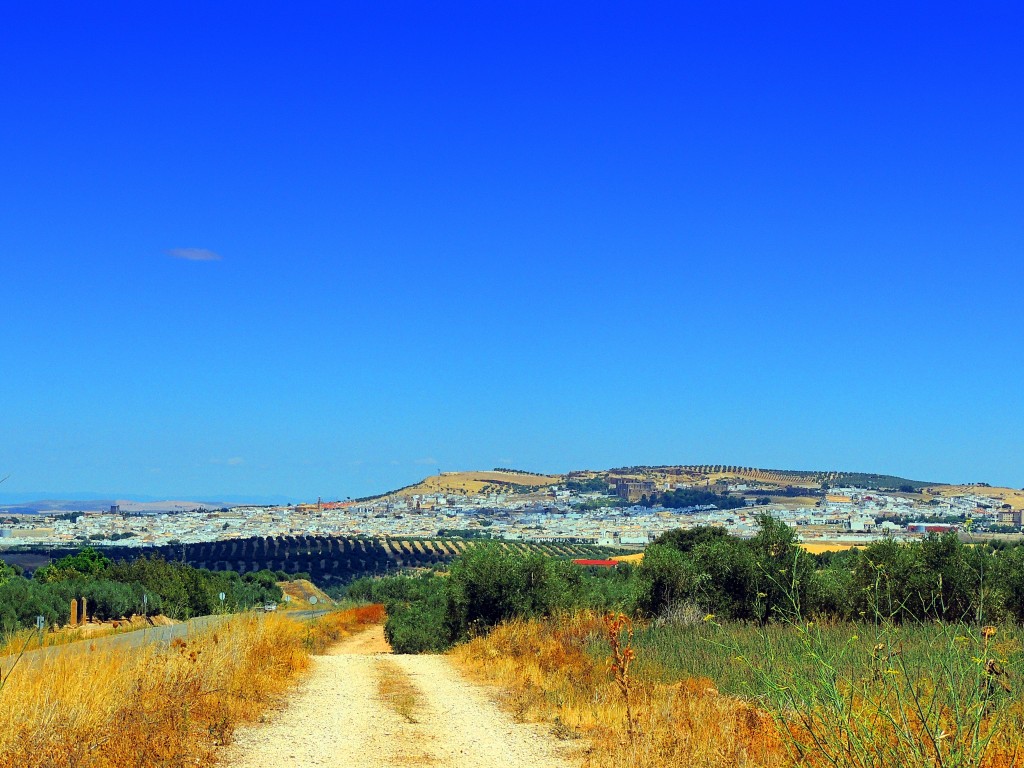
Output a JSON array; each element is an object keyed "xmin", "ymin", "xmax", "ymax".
[{"xmin": 1, "ymin": 474, "xmax": 1021, "ymax": 551}]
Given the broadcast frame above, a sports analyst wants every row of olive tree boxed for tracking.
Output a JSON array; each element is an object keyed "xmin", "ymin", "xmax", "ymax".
[{"xmin": 0, "ymin": 547, "xmax": 283, "ymax": 630}]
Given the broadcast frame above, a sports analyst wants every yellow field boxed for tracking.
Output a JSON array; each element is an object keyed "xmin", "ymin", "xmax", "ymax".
[
  {"xmin": 611, "ymin": 553, "xmax": 645, "ymax": 563},
  {"xmin": 612, "ymin": 544, "xmax": 858, "ymax": 559},
  {"xmin": 799, "ymin": 542, "xmax": 860, "ymax": 554},
  {"xmin": 396, "ymin": 470, "xmax": 560, "ymax": 497},
  {"xmin": 931, "ymin": 485, "xmax": 1024, "ymax": 510}
]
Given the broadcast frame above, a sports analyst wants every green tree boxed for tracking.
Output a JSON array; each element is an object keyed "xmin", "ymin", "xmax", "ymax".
[
  {"xmin": 0, "ymin": 558, "xmax": 18, "ymax": 587},
  {"xmin": 748, "ymin": 514, "xmax": 813, "ymax": 621},
  {"xmin": 34, "ymin": 547, "xmax": 112, "ymax": 582},
  {"xmin": 634, "ymin": 544, "xmax": 700, "ymax": 617},
  {"xmin": 689, "ymin": 537, "xmax": 755, "ymax": 619},
  {"xmin": 997, "ymin": 544, "xmax": 1024, "ymax": 622},
  {"xmin": 443, "ymin": 544, "xmax": 579, "ymax": 641}
]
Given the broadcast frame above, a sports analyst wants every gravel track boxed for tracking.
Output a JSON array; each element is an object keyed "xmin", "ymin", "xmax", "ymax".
[{"xmin": 225, "ymin": 626, "xmax": 576, "ymax": 768}]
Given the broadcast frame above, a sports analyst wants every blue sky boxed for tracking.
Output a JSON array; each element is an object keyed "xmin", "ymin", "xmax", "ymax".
[{"xmin": 2, "ymin": 2, "xmax": 1022, "ymax": 501}]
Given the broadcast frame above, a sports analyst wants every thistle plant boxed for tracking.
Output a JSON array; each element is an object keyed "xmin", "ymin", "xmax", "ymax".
[{"xmin": 604, "ymin": 611, "xmax": 637, "ymax": 745}]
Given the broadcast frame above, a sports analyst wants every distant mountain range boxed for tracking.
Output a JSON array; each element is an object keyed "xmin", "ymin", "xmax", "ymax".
[{"xmin": 0, "ymin": 498, "xmax": 232, "ymax": 515}]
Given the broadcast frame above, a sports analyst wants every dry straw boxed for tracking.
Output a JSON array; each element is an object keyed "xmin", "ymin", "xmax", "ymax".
[{"xmin": 0, "ymin": 604, "xmax": 384, "ymax": 768}]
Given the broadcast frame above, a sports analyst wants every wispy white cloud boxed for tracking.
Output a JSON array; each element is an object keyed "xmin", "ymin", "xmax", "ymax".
[
  {"xmin": 414, "ymin": 457, "xmax": 438, "ymax": 466},
  {"xmin": 211, "ymin": 457, "xmax": 245, "ymax": 467},
  {"xmin": 168, "ymin": 247, "xmax": 222, "ymax": 261}
]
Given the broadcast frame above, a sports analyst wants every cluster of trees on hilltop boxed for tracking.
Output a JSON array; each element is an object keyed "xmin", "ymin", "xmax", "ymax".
[
  {"xmin": 741, "ymin": 485, "xmax": 824, "ymax": 498},
  {"xmin": 346, "ymin": 519, "xmax": 1024, "ymax": 653},
  {"xmin": 562, "ymin": 480, "xmax": 748, "ymax": 508},
  {"xmin": 566, "ymin": 477, "xmax": 612, "ymax": 493},
  {"xmin": 0, "ymin": 547, "xmax": 283, "ymax": 631},
  {"xmin": 479, "ymin": 480, "xmax": 547, "ymax": 494},
  {"xmin": 640, "ymin": 488, "xmax": 747, "ymax": 510}
]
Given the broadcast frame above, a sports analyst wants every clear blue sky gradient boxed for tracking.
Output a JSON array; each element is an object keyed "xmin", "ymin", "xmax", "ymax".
[{"xmin": 2, "ymin": 3, "xmax": 1022, "ymax": 501}]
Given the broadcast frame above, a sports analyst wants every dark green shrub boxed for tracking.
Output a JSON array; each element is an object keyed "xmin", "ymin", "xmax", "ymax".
[
  {"xmin": 0, "ymin": 578, "xmax": 68, "ymax": 630},
  {"xmin": 385, "ymin": 597, "xmax": 450, "ymax": 653},
  {"xmin": 443, "ymin": 543, "xmax": 581, "ymax": 642}
]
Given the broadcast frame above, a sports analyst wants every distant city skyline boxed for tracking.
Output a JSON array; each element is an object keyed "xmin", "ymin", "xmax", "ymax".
[{"xmin": 3, "ymin": 4, "xmax": 1022, "ymax": 500}]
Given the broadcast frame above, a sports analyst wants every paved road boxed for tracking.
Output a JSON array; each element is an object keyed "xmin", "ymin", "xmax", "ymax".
[{"xmin": 0, "ymin": 609, "xmax": 329, "ymax": 675}]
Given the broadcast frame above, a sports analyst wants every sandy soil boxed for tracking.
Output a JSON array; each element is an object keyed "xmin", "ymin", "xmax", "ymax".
[
  {"xmin": 224, "ymin": 626, "xmax": 576, "ymax": 768},
  {"xmin": 326, "ymin": 625, "xmax": 392, "ymax": 656}
]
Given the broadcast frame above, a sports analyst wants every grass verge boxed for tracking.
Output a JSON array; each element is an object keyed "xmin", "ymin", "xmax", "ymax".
[
  {"xmin": 451, "ymin": 612, "xmax": 784, "ymax": 768},
  {"xmin": 450, "ymin": 613, "xmax": 1024, "ymax": 768},
  {"xmin": 0, "ymin": 615, "xmax": 178, "ymax": 659},
  {"xmin": 376, "ymin": 658, "xmax": 421, "ymax": 723}
]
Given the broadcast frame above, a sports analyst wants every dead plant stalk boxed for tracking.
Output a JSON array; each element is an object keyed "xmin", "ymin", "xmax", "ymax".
[{"xmin": 604, "ymin": 611, "xmax": 636, "ymax": 745}]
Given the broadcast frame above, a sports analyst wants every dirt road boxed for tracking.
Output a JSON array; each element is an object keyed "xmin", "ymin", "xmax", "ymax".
[{"xmin": 225, "ymin": 625, "xmax": 576, "ymax": 768}]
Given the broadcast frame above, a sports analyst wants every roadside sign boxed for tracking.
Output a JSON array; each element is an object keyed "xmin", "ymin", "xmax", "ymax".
[
  {"xmin": 284, "ymin": 595, "xmax": 292, "ymax": 603},
  {"xmin": 219, "ymin": 592, "xmax": 226, "ymax": 602},
  {"xmin": 309, "ymin": 596, "xmax": 318, "ymax": 605},
  {"xmin": 35, "ymin": 615, "xmax": 45, "ymax": 630}
]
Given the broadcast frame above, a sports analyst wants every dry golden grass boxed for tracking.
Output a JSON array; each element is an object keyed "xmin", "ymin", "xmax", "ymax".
[
  {"xmin": 450, "ymin": 613, "xmax": 786, "ymax": 768},
  {"xmin": 0, "ymin": 613, "xmax": 309, "ymax": 767},
  {"xmin": 0, "ymin": 615, "xmax": 177, "ymax": 658},
  {"xmin": 452, "ymin": 614, "xmax": 1024, "ymax": 768},
  {"xmin": 0, "ymin": 626, "xmax": 86, "ymax": 657},
  {"xmin": 0, "ymin": 604, "xmax": 385, "ymax": 768},
  {"xmin": 376, "ymin": 658, "xmax": 421, "ymax": 723},
  {"xmin": 277, "ymin": 578, "xmax": 335, "ymax": 609},
  {"xmin": 398, "ymin": 470, "xmax": 560, "ymax": 497}
]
